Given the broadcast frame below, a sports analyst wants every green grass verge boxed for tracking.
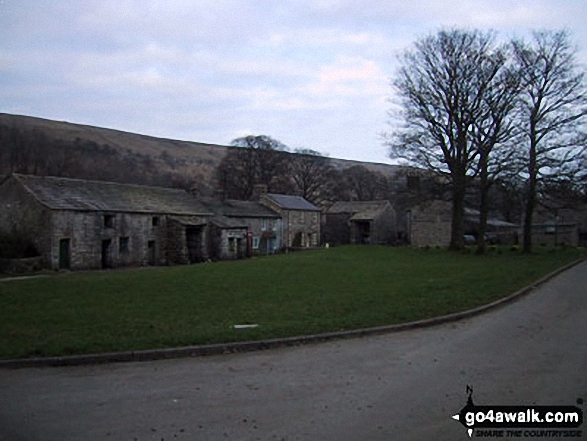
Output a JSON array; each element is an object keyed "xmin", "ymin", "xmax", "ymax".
[{"xmin": 0, "ymin": 246, "xmax": 584, "ymax": 359}]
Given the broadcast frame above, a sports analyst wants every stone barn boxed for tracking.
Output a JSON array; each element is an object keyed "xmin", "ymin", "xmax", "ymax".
[
  {"xmin": 0, "ymin": 174, "xmax": 212, "ymax": 270},
  {"xmin": 324, "ymin": 201, "xmax": 396, "ymax": 245}
]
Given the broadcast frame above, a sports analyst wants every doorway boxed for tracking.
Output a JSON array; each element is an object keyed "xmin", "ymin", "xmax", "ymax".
[
  {"xmin": 101, "ymin": 239, "xmax": 112, "ymax": 269},
  {"xmin": 147, "ymin": 240, "xmax": 156, "ymax": 265},
  {"xmin": 186, "ymin": 227, "xmax": 203, "ymax": 263},
  {"xmin": 59, "ymin": 239, "xmax": 70, "ymax": 270}
]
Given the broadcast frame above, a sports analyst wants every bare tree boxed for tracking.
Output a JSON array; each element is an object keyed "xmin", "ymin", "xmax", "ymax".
[
  {"xmin": 471, "ymin": 57, "xmax": 521, "ymax": 253},
  {"xmin": 215, "ymin": 135, "xmax": 289, "ymax": 199},
  {"xmin": 513, "ymin": 30, "xmax": 587, "ymax": 253},
  {"xmin": 388, "ymin": 29, "xmax": 510, "ymax": 249},
  {"xmin": 339, "ymin": 165, "xmax": 390, "ymax": 201},
  {"xmin": 289, "ymin": 149, "xmax": 335, "ymax": 203}
]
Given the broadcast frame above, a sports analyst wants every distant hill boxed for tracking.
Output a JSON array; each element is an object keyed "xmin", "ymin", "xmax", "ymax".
[{"xmin": 0, "ymin": 113, "xmax": 405, "ymax": 191}]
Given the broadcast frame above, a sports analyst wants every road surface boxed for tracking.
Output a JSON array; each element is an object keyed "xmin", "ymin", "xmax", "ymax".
[{"xmin": 1, "ymin": 261, "xmax": 586, "ymax": 440}]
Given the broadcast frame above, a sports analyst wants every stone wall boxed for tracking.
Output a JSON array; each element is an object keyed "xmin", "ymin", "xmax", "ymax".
[
  {"xmin": 49, "ymin": 211, "xmax": 169, "ymax": 270},
  {"xmin": 371, "ymin": 204, "xmax": 397, "ymax": 245},
  {"xmin": 211, "ymin": 228, "xmax": 247, "ymax": 260},
  {"xmin": 529, "ymin": 223, "xmax": 579, "ymax": 247},
  {"xmin": 283, "ymin": 210, "xmax": 321, "ymax": 248},
  {"xmin": 408, "ymin": 201, "xmax": 452, "ymax": 247},
  {"xmin": 0, "ymin": 176, "xmax": 50, "ymax": 261},
  {"xmin": 0, "ymin": 256, "xmax": 45, "ymax": 274}
]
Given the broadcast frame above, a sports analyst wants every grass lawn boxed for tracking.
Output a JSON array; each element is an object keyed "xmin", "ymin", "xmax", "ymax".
[{"xmin": 0, "ymin": 246, "xmax": 584, "ymax": 359}]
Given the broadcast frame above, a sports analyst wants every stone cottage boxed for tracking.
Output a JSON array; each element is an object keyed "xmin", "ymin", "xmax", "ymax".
[
  {"xmin": 0, "ymin": 174, "xmax": 213, "ymax": 270},
  {"xmin": 250, "ymin": 186, "xmax": 321, "ymax": 249},
  {"xmin": 324, "ymin": 200, "xmax": 396, "ymax": 245},
  {"xmin": 200, "ymin": 197, "xmax": 282, "ymax": 257}
]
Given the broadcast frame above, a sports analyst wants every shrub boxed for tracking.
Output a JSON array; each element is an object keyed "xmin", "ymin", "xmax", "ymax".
[{"xmin": 0, "ymin": 233, "xmax": 39, "ymax": 259}]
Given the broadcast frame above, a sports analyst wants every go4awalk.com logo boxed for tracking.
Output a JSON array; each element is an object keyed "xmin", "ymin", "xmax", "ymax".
[{"xmin": 452, "ymin": 386, "xmax": 583, "ymax": 438}]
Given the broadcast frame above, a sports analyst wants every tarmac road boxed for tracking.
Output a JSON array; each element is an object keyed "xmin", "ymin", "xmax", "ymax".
[{"xmin": 1, "ymin": 261, "xmax": 586, "ymax": 441}]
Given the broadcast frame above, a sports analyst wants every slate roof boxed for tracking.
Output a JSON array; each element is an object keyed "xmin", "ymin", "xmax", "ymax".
[
  {"xmin": 327, "ymin": 201, "xmax": 391, "ymax": 221},
  {"xmin": 200, "ymin": 198, "xmax": 281, "ymax": 218},
  {"xmin": 264, "ymin": 193, "xmax": 321, "ymax": 212},
  {"xmin": 465, "ymin": 208, "xmax": 518, "ymax": 228},
  {"xmin": 12, "ymin": 174, "xmax": 212, "ymax": 216},
  {"xmin": 209, "ymin": 215, "xmax": 249, "ymax": 229}
]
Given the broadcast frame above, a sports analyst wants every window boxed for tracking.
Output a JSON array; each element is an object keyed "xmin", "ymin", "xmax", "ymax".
[
  {"xmin": 252, "ymin": 236, "xmax": 260, "ymax": 250},
  {"xmin": 119, "ymin": 237, "xmax": 129, "ymax": 253},
  {"xmin": 104, "ymin": 214, "xmax": 115, "ymax": 228},
  {"xmin": 261, "ymin": 219, "xmax": 267, "ymax": 231},
  {"xmin": 300, "ymin": 211, "xmax": 305, "ymax": 223},
  {"xmin": 152, "ymin": 216, "xmax": 159, "ymax": 227},
  {"xmin": 268, "ymin": 219, "xmax": 274, "ymax": 231},
  {"xmin": 312, "ymin": 212, "xmax": 318, "ymax": 223},
  {"xmin": 228, "ymin": 237, "xmax": 235, "ymax": 252},
  {"xmin": 311, "ymin": 233, "xmax": 318, "ymax": 246}
]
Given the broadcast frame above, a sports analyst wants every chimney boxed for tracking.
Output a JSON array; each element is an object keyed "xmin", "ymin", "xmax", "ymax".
[
  {"xmin": 250, "ymin": 184, "xmax": 268, "ymax": 201},
  {"xmin": 188, "ymin": 185, "xmax": 200, "ymax": 198}
]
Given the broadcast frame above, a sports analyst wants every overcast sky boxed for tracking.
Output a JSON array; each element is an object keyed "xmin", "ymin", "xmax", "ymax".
[{"xmin": 1, "ymin": 1, "xmax": 585, "ymax": 164}]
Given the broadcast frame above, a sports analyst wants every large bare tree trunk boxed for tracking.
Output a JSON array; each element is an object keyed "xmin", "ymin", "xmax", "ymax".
[
  {"xmin": 450, "ymin": 173, "xmax": 466, "ymax": 250},
  {"xmin": 523, "ymin": 138, "xmax": 537, "ymax": 253}
]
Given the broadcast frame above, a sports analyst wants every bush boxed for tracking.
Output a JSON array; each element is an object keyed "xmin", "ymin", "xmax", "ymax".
[{"xmin": 0, "ymin": 233, "xmax": 39, "ymax": 259}]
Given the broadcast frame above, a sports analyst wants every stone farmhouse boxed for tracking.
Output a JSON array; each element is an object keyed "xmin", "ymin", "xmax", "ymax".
[
  {"xmin": 323, "ymin": 201, "xmax": 397, "ymax": 246},
  {"xmin": 255, "ymin": 188, "xmax": 321, "ymax": 249}
]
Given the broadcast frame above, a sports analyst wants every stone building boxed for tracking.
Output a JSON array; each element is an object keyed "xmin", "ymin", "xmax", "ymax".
[
  {"xmin": 253, "ymin": 188, "xmax": 321, "ymax": 249},
  {"xmin": 0, "ymin": 174, "xmax": 212, "ymax": 270},
  {"xmin": 464, "ymin": 208, "xmax": 518, "ymax": 245},
  {"xmin": 201, "ymin": 198, "xmax": 282, "ymax": 257},
  {"xmin": 406, "ymin": 200, "xmax": 452, "ymax": 247},
  {"xmin": 324, "ymin": 201, "xmax": 396, "ymax": 245},
  {"xmin": 528, "ymin": 203, "xmax": 587, "ymax": 247}
]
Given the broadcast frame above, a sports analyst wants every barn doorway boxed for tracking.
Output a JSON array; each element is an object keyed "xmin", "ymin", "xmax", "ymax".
[
  {"xmin": 186, "ymin": 226, "xmax": 204, "ymax": 263},
  {"xmin": 147, "ymin": 240, "xmax": 156, "ymax": 265},
  {"xmin": 101, "ymin": 239, "xmax": 112, "ymax": 268},
  {"xmin": 59, "ymin": 238, "xmax": 70, "ymax": 270},
  {"xmin": 354, "ymin": 221, "xmax": 371, "ymax": 244}
]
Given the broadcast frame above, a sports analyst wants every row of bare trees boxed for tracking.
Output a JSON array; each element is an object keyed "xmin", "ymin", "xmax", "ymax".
[
  {"xmin": 388, "ymin": 29, "xmax": 587, "ymax": 253},
  {"xmin": 215, "ymin": 135, "xmax": 396, "ymax": 204}
]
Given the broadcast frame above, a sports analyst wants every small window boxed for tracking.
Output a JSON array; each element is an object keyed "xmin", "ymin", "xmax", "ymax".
[
  {"xmin": 119, "ymin": 237, "xmax": 129, "ymax": 253},
  {"xmin": 228, "ymin": 237, "xmax": 235, "ymax": 252},
  {"xmin": 313, "ymin": 212, "xmax": 318, "ymax": 223},
  {"xmin": 261, "ymin": 219, "xmax": 267, "ymax": 231},
  {"xmin": 252, "ymin": 236, "xmax": 260, "ymax": 250},
  {"xmin": 300, "ymin": 211, "xmax": 305, "ymax": 223},
  {"xmin": 104, "ymin": 214, "xmax": 115, "ymax": 228},
  {"xmin": 152, "ymin": 216, "xmax": 159, "ymax": 227}
]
